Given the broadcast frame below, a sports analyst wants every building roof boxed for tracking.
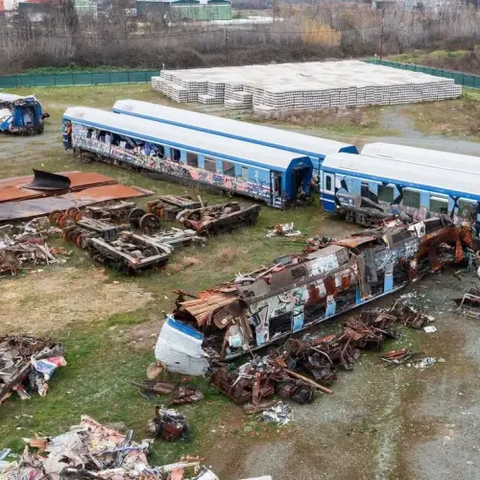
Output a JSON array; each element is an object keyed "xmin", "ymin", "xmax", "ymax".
[
  {"xmin": 64, "ymin": 106, "xmax": 310, "ymax": 172},
  {"xmin": 112, "ymin": 99, "xmax": 356, "ymax": 159},
  {"xmin": 322, "ymin": 152, "xmax": 480, "ymax": 200},
  {"xmin": 361, "ymin": 142, "xmax": 480, "ymax": 175}
]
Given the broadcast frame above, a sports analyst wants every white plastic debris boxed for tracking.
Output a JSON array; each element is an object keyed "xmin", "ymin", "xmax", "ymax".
[
  {"xmin": 262, "ymin": 402, "xmax": 292, "ymax": 426},
  {"xmin": 154, "ymin": 316, "xmax": 209, "ymax": 376},
  {"xmin": 266, "ymin": 223, "xmax": 301, "ymax": 238},
  {"xmin": 423, "ymin": 326, "xmax": 438, "ymax": 333}
]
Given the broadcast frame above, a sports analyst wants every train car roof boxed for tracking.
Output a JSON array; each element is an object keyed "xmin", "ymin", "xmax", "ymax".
[
  {"xmin": 64, "ymin": 107, "xmax": 312, "ymax": 172},
  {"xmin": 112, "ymin": 99, "xmax": 357, "ymax": 158},
  {"xmin": 323, "ymin": 152, "xmax": 480, "ymax": 200},
  {"xmin": 361, "ymin": 142, "xmax": 480, "ymax": 174},
  {"xmin": 0, "ymin": 93, "xmax": 37, "ymax": 103}
]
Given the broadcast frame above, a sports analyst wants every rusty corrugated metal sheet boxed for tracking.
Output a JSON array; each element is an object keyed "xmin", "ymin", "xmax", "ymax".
[
  {"xmin": 0, "ymin": 184, "xmax": 153, "ymax": 222},
  {"xmin": 0, "ymin": 171, "xmax": 117, "ymax": 204}
]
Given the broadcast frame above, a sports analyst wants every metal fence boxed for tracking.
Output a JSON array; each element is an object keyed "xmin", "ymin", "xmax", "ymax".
[
  {"xmin": 0, "ymin": 70, "xmax": 159, "ymax": 89},
  {"xmin": 368, "ymin": 59, "xmax": 480, "ymax": 89}
]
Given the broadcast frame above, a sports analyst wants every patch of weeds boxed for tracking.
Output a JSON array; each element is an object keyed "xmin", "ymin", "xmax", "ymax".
[{"xmin": 107, "ymin": 311, "xmax": 151, "ymax": 326}]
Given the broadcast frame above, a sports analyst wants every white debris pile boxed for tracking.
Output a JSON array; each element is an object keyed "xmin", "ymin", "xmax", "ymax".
[
  {"xmin": 266, "ymin": 223, "xmax": 302, "ymax": 238},
  {"xmin": 262, "ymin": 402, "xmax": 292, "ymax": 426},
  {"xmin": 152, "ymin": 60, "xmax": 462, "ymax": 113},
  {"xmin": 0, "ymin": 417, "xmax": 220, "ymax": 480}
]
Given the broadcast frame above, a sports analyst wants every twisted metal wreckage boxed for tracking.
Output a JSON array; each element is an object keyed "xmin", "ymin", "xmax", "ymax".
[{"xmin": 155, "ymin": 216, "xmax": 474, "ymax": 374}]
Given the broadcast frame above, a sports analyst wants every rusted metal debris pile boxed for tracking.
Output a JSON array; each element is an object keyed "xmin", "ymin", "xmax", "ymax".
[
  {"xmin": 0, "ymin": 219, "xmax": 65, "ymax": 277},
  {"xmin": 53, "ymin": 206, "xmax": 203, "ymax": 274},
  {"xmin": 208, "ymin": 303, "xmax": 430, "ymax": 408},
  {"xmin": 148, "ymin": 195, "xmax": 261, "ymax": 236},
  {"xmin": 135, "ymin": 379, "xmax": 204, "ymax": 406},
  {"xmin": 0, "ymin": 170, "xmax": 153, "ymax": 224},
  {"xmin": 0, "ymin": 335, "xmax": 66, "ymax": 405},
  {"xmin": 0, "ymin": 416, "xmax": 220, "ymax": 480}
]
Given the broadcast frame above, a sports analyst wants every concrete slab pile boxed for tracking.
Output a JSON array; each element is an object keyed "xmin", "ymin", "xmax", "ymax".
[{"xmin": 152, "ymin": 60, "xmax": 462, "ymax": 113}]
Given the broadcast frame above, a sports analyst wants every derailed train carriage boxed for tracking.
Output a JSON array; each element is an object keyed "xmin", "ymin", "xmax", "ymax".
[
  {"xmin": 156, "ymin": 216, "xmax": 473, "ymax": 364},
  {"xmin": 62, "ymin": 107, "xmax": 314, "ymax": 208}
]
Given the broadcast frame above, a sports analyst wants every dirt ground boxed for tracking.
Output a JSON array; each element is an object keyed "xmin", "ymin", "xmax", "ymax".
[{"xmin": 1, "ymin": 84, "xmax": 480, "ymax": 479}]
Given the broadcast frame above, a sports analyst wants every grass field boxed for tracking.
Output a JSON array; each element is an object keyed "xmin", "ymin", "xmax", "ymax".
[{"xmin": 0, "ymin": 83, "xmax": 480, "ymax": 478}]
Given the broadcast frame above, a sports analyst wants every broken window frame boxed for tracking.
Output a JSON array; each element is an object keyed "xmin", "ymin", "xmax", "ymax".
[
  {"xmin": 429, "ymin": 195, "xmax": 448, "ymax": 214},
  {"xmin": 222, "ymin": 161, "xmax": 236, "ymax": 177},
  {"xmin": 186, "ymin": 152, "xmax": 198, "ymax": 168},
  {"xmin": 171, "ymin": 147, "xmax": 181, "ymax": 161},
  {"xmin": 402, "ymin": 189, "xmax": 421, "ymax": 209},
  {"xmin": 204, "ymin": 157, "xmax": 217, "ymax": 173},
  {"xmin": 378, "ymin": 185, "xmax": 395, "ymax": 203}
]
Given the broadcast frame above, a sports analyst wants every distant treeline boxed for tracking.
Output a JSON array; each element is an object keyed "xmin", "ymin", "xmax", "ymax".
[{"xmin": 1, "ymin": 1, "xmax": 480, "ymax": 74}]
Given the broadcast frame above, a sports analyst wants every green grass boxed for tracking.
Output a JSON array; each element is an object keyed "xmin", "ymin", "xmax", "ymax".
[
  {"xmin": 20, "ymin": 65, "xmax": 156, "ymax": 75},
  {"xmin": 0, "ymin": 81, "xmax": 479, "ymax": 469}
]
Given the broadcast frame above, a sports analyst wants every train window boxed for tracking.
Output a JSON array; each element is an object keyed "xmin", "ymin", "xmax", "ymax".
[
  {"xmin": 171, "ymin": 148, "xmax": 181, "ymax": 161},
  {"xmin": 430, "ymin": 196, "xmax": 448, "ymax": 214},
  {"xmin": 242, "ymin": 166, "xmax": 249, "ymax": 181},
  {"xmin": 378, "ymin": 185, "xmax": 394, "ymax": 203},
  {"xmin": 205, "ymin": 157, "xmax": 216, "ymax": 173},
  {"xmin": 222, "ymin": 161, "xmax": 235, "ymax": 177},
  {"xmin": 186, "ymin": 152, "xmax": 198, "ymax": 167},
  {"xmin": 325, "ymin": 175, "xmax": 333, "ymax": 192},
  {"xmin": 403, "ymin": 189, "xmax": 420, "ymax": 208},
  {"xmin": 458, "ymin": 199, "xmax": 477, "ymax": 219}
]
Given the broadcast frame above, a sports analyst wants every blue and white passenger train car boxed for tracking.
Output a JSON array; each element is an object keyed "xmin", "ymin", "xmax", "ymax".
[
  {"xmin": 62, "ymin": 106, "xmax": 314, "ymax": 207},
  {"xmin": 320, "ymin": 152, "xmax": 480, "ymax": 231},
  {"xmin": 112, "ymin": 99, "xmax": 358, "ymax": 173}
]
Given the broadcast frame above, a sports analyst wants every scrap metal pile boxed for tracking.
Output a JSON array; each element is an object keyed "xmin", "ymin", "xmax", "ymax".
[
  {"xmin": 0, "ymin": 170, "xmax": 153, "ymax": 224},
  {"xmin": 161, "ymin": 216, "xmax": 472, "ymax": 361},
  {"xmin": 148, "ymin": 196, "xmax": 261, "ymax": 236},
  {"xmin": 0, "ymin": 219, "xmax": 64, "ymax": 277},
  {"xmin": 454, "ymin": 285, "xmax": 480, "ymax": 318},
  {"xmin": 209, "ymin": 303, "xmax": 429, "ymax": 407},
  {"xmin": 0, "ymin": 416, "xmax": 219, "ymax": 480},
  {"xmin": 0, "ymin": 335, "xmax": 65, "ymax": 404},
  {"xmin": 53, "ymin": 203, "xmax": 203, "ymax": 274}
]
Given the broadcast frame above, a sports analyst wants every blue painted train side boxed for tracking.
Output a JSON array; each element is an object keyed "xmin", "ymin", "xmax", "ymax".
[
  {"xmin": 320, "ymin": 152, "xmax": 480, "ymax": 232},
  {"xmin": 62, "ymin": 106, "xmax": 314, "ymax": 208}
]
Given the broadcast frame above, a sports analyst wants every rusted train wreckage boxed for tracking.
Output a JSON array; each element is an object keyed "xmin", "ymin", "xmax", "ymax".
[{"xmin": 155, "ymin": 217, "xmax": 473, "ymax": 371}]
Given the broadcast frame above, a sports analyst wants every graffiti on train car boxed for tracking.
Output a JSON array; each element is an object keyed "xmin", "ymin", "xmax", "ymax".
[{"xmin": 72, "ymin": 126, "xmax": 272, "ymax": 202}]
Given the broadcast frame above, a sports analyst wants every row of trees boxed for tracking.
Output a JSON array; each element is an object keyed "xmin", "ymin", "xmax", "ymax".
[{"xmin": 1, "ymin": 1, "xmax": 480, "ymax": 74}]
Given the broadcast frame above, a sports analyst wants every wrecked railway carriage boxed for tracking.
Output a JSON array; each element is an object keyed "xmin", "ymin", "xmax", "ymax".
[
  {"xmin": 0, "ymin": 94, "xmax": 46, "ymax": 134},
  {"xmin": 162, "ymin": 217, "xmax": 472, "ymax": 360}
]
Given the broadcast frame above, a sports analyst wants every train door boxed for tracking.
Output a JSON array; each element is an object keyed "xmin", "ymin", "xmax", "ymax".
[
  {"xmin": 270, "ymin": 172, "xmax": 283, "ymax": 207},
  {"xmin": 321, "ymin": 171, "xmax": 336, "ymax": 212},
  {"xmin": 290, "ymin": 165, "xmax": 311, "ymax": 204}
]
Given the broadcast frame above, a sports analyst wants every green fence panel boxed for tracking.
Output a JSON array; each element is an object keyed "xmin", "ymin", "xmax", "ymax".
[
  {"xmin": 0, "ymin": 77, "xmax": 18, "ymax": 88},
  {"xmin": 39, "ymin": 75, "xmax": 57, "ymax": 87},
  {"xmin": 110, "ymin": 72, "xmax": 130, "ymax": 83},
  {"xmin": 72, "ymin": 73, "xmax": 94, "ymax": 85},
  {"xmin": 19, "ymin": 76, "xmax": 38, "ymax": 87},
  {"xmin": 90, "ymin": 72, "xmax": 111, "ymax": 84},
  {"xmin": 55, "ymin": 74, "xmax": 74, "ymax": 86},
  {"xmin": 129, "ymin": 71, "xmax": 147, "ymax": 82}
]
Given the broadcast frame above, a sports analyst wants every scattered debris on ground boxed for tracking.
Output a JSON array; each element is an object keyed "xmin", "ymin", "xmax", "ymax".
[
  {"xmin": 454, "ymin": 285, "xmax": 480, "ymax": 318},
  {"xmin": 147, "ymin": 406, "xmax": 192, "ymax": 442},
  {"xmin": 266, "ymin": 223, "xmax": 301, "ymax": 238},
  {"xmin": 0, "ymin": 335, "xmax": 65, "ymax": 405},
  {"xmin": 0, "ymin": 219, "xmax": 65, "ymax": 277},
  {"xmin": 135, "ymin": 379, "xmax": 204, "ymax": 405},
  {"xmin": 178, "ymin": 202, "xmax": 261, "ymax": 236},
  {"xmin": 261, "ymin": 402, "xmax": 292, "ymax": 426},
  {"xmin": 380, "ymin": 349, "xmax": 416, "ymax": 367},
  {"xmin": 0, "ymin": 416, "xmax": 231, "ymax": 479}
]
